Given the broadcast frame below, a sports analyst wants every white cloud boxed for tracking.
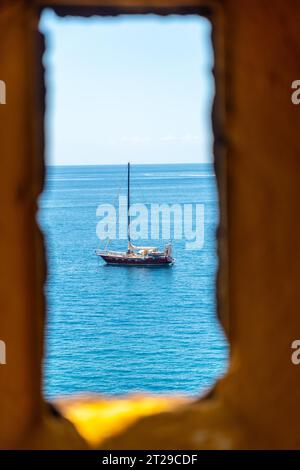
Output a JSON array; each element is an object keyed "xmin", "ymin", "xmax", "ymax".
[{"xmin": 160, "ymin": 134, "xmax": 202, "ymax": 143}]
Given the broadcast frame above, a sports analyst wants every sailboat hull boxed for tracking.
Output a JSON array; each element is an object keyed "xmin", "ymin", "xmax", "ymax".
[{"xmin": 100, "ymin": 254, "xmax": 173, "ymax": 266}]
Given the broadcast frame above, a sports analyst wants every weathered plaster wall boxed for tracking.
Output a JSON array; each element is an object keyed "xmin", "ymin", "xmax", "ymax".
[
  {"xmin": 0, "ymin": 0, "xmax": 43, "ymax": 448},
  {"xmin": 221, "ymin": 0, "xmax": 300, "ymax": 448},
  {"xmin": 0, "ymin": 0, "xmax": 300, "ymax": 449}
]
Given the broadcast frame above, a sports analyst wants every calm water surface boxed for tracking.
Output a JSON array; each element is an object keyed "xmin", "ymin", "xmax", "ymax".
[{"xmin": 39, "ymin": 163, "xmax": 228, "ymax": 398}]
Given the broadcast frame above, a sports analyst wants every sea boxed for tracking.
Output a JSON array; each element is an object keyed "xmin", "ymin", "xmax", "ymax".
[{"xmin": 38, "ymin": 163, "xmax": 228, "ymax": 398}]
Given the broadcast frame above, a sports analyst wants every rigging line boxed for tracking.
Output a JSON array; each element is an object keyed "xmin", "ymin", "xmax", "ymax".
[
  {"xmin": 133, "ymin": 169, "xmax": 172, "ymax": 247},
  {"xmin": 102, "ymin": 164, "xmax": 128, "ymax": 251},
  {"xmin": 132, "ymin": 169, "xmax": 146, "ymax": 205},
  {"xmin": 133, "ymin": 168, "xmax": 150, "ymax": 232}
]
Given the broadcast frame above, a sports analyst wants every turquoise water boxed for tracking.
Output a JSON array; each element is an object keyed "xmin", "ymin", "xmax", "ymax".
[{"xmin": 39, "ymin": 164, "xmax": 227, "ymax": 398}]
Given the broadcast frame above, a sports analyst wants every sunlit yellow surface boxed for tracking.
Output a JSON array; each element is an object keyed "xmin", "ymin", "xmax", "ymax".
[{"xmin": 57, "ymin": 395, "xmax": 187, "ymax": 448}]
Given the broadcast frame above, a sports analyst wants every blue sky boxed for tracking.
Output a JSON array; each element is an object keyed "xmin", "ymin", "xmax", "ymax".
[{"xmin": 40, "ymin": 10, "xmax": 214, "ymax": 166}]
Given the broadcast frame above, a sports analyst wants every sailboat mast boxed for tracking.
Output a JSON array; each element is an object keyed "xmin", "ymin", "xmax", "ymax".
[{"xmin": 127, "ymin": 162, "xmax": 130, "ymax": 245}]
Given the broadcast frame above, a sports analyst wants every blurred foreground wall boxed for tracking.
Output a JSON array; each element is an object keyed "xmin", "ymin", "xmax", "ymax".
[{"xmin": 0, "ymin": 0, "xmax": 300, "ymax": 449}]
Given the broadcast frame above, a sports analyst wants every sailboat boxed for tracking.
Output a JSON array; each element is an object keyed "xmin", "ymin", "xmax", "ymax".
[{"xmin": 96, "ymin": 163, "xmax": 175, "ymax": 266}]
